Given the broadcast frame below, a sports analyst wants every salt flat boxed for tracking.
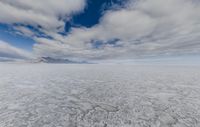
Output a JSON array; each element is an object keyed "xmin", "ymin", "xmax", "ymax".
[{"xmin": 0, "ymin": 63, "xmax": 200, "ymax": 127}]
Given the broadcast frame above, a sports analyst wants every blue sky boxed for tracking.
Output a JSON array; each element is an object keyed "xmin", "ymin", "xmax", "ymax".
[
  {"xmin": 0, "ymin": 0, "xmax": 200, "ymax": 61},
  {"xmin": 0, "ymin": 24, "xmax": 35, "ymax": 50},
  {"xmin": 0, "ymin": 0, "xmax": 122, "ymax": 50},
  {"xmin": 0, "ymin": 0, "xmax": 125, "ymax": 52}
]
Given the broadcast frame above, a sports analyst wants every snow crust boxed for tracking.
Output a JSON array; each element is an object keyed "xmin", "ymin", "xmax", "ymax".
[{"xmin": 0, "ymin": 63, "xmax": 200, "ymax": 127}]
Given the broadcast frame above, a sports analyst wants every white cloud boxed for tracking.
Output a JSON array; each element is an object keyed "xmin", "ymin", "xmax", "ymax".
[
  {"xmin": 0, "ymin": 0, "xmax": 86, "ymax": 31},
  {"xmin": 14, "ymin": 26, "xmax": 35, "ymax": 37},
  {"xmin": 32, "ymin": 0, "xmax": 200, "ymax": 61},
  {"xmin": 0, "ymin": 40, "xmax": 33, "ymax": 59},
  {"xmin": 1, "ymin": 0, "xmax": 200, "ymax": 61}
]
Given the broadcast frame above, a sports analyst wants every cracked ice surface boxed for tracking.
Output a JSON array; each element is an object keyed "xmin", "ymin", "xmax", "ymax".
[{"xmin": 0, "ymin": 63, "xmax": 200, "ymax": 127}]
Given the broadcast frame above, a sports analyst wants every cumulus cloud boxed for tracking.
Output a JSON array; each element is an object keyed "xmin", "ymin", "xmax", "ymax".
[
  {"xmin": 1, "ymin": 0, "xmax": 200, "ymax": 61},
  {"xmin": 0, "ymin": 40, "xmax": 33, "ymax": 59}
]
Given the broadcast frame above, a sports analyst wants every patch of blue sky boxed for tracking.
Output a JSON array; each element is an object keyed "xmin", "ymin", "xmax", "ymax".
[{"xmin": 0, "ymin": 24, "xmax": 35, "ymax": 51}]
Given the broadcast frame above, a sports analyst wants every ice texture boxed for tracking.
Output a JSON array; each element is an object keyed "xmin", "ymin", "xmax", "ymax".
[{"xmin": 0, "ymin": 63, "xmax": 200, "ymax": 127}]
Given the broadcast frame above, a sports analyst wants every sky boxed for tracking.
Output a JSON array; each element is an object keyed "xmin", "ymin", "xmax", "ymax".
[{"xmin": 0, "ymin": 0, "xmax": 200, "ymax": 62}]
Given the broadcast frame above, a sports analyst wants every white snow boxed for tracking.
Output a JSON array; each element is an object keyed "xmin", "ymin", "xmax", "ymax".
[{"xmin": 0, "ymin": 63, "xmax": 200, "ymax": 127}]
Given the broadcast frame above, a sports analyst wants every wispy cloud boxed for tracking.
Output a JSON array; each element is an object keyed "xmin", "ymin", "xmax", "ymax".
[{"xmin": 0, "ymin": 40, "xmax": 33, "ymax": 60}]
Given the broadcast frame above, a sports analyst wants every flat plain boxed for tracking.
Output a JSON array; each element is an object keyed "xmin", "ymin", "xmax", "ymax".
[{"xmin": 0, "ymin": 63, "xmax": 200, "ymax": 127}]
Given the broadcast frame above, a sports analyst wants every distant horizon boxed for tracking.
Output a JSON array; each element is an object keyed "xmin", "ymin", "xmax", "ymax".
[{"xmin": 1, "ymin": 54, "xmax": 200, "ymax": 65}]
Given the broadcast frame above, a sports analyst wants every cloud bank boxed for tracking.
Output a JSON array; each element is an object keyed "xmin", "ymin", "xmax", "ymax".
[{"xmin": 1, "ymin": 0, "xmax": 200, "ymax": 61}]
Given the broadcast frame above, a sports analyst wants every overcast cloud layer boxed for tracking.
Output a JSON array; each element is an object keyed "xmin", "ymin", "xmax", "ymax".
[{"xmin": 0, "ymin": 0, "xmax": 200, "ymax": 61}]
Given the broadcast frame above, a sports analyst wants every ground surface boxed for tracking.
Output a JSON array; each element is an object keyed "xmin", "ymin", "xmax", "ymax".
[{"xmin": 0, "ymin": 63, "xmax": 200, "ymax": 127}]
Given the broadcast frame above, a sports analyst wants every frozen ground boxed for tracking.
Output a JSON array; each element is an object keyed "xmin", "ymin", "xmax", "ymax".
[{"xmin": 0, "ymin": 63, "xmax": 200, "ymax": 127}]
